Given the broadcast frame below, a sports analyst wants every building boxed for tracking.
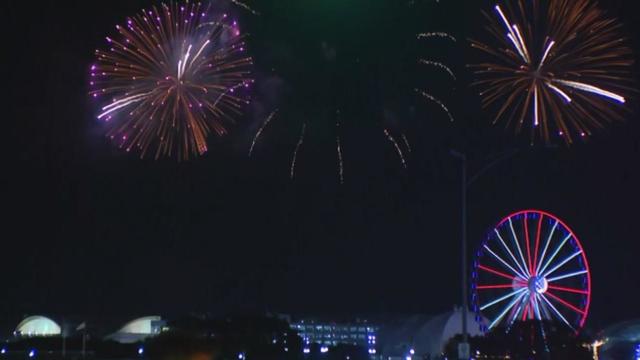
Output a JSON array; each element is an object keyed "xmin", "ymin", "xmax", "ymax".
[
  {"xmin": 290, "ymin": 318, "xmax": 379, "ymax": 355},
  {"xmin": 290, "ymin": 309, "xmax": 484, "ymax": 359}
]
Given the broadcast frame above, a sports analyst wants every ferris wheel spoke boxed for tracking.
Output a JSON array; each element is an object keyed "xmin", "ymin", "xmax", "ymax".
[
  {"xmin": 494, "ymin": 229, "xmax": 529, "ymax": 278},
  {"xmin": 523, "ymin": 213, "xmax": 533, "ymax": 274},
  {"xmin": 508, "ymin": 294, "xmax": 529, "ymax": 326},
  {"xmin": 532, "ymin": 215, "xmax": 543, "ymax": 273},
  {"xmin": 538, "ymin": 233, "xmax": 573, "ymax": 275},
  {"xmin": 539, "ymin": 293, "xmax": 576, "ymax": 332},
  {"xmin": 521, "ymin": 302, "xmax": 531, "ymax": 321},
  {"xmin": 509, "ymin": 218, "xmax": 531, "ymax": 277},
  {"xmin": 483, "ymin": 245, "xmax": 528, "ymax": 280},
  {"xmin": 532, "ymin": 294, "xmax": 543, "ymax": 320},
  {"xmin": 541, "ymin": 250, "xmax": 583, "ymax": 279},
  {"xmin": 547, "ymin": 269, "xmax": 588, "ymax": 283},
  {"xmin": 547, "ymin": 285, "xmax": 589, "ymax": 295},
  {"xmin": 544, "ymin": 291, "xmax": 586, "ymax": 316},
  {"xmin": 477, "ymin": 284, "xmax": 521, "ymax": 290},
  {"xmin": 534, "ymin": 220, "xmax": 559, "ymax": 275},
  {"xmin": 536, "ymin": 293, "xmax": 552, "ymax": 320},
  {"xmin": 478, "ymin": 264, "xmax": 526, "ymax": 283},
  {"xmin": 481, "ymin": 287, "xmax": 527, "ymax": 311},
  {"xmin": 489, "ymin": 290, "xmax": 529, "ymax": 330}
]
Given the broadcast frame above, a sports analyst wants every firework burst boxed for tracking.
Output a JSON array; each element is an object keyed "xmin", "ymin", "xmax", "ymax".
[
  {"xmin": 90, "ymin": 1, "xmax": 253, "ymax": 160},
  {"xmin": 246, "ymin": 3, "xmax": 455, "ymax": 181},
  {"xmin": 471, "ymin": 0, "xmax": 634, "ymax": 144}
]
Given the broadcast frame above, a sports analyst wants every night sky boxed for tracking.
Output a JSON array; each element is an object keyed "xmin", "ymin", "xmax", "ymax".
[{"xmin": 3, "ymin": 0, "xmax": 640, "ymax": 334}]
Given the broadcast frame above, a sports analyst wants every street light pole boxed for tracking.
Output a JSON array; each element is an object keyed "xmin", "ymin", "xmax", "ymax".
[
  {"xmin": 450, "ymin": 150, "xmax": 469, "ymax": 346},
  {"xmin": 450, "ymin": 148, "xmax": 521, "ymax": 359},
  {"xmin": 461, "ymin": 154, "xmax": 468, "ymax": 345}
]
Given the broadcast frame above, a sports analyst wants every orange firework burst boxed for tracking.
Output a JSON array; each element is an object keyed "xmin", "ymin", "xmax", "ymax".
[
  {"xmin": 90, "ymin": 1, "xmax": 253, "ymax": 160},
  {"xmin": 471, "ymin": 0, "xmax": 634, "ymax": 144}
]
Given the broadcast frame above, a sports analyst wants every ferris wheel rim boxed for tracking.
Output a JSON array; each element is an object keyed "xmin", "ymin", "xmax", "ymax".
[{"xmin": 472, "ymin": 209, "xmax": 592, "ymax": 332}]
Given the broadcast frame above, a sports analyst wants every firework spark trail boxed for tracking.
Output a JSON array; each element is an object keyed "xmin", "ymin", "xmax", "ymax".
[
  {"xmin": 249, "ymin": 110, "xmax": 278, "ymax": 157},
  {"xmin": 418, "ymin": 32, "xmax": 457, "ymax": 42},
  {"xmin": 554, "ymin": 80, "xmax": 626, "ymax": 104},
  {"xmin": 471, "ymin": 0, "xmax": 633, "ymax": 144},
  {"xmin": 546, "ymin": 83, "xmax": 572, "ymax": 103},
  {"xmin": 213, "ymin": 80, "xmax": 254, "ymax": 110},
  {"xmin": 230, "ymin": 0, "xmax": 260, "ymax": 15},
  {"xmin": 336, "ymin": 117, "xmax": 344, "ymax": 185},
  {"xmin": 90, "ymin": 1, "xmax": 253, "ymax": 160},
  {"xmin": 384, "ymin": 129, "xmax": 407, "ymax": 169},
  {"xmin": 419, "ymin": 59, "xmax": 456, "ymax": 80},
  {"xmin": 402, "ymin": 134, "xmax": 412, "ymax": 153},
  {"xmin": 290, "ymin": 124, "xmax": 306, "ymax": 180},
  {"xmin": 97, "ymin": 92, "xmax": 153, "ymax": 119},
  {"xmin": 415, "ymin": 89, "xmax": 455, "ymax": 122}
]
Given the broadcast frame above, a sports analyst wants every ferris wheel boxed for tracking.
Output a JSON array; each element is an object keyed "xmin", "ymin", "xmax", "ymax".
[{"xmin": 471, "ymin": 210, "xmax": 591, "ymax": 333}]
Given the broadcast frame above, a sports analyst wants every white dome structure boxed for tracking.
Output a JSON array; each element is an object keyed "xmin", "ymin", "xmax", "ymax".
[
  {"xmin": 15, "ymin": 316, "xmax": 61, "ymax": 337},
  {"xmin": 416, "ymin": 308, "xmax": 485, "ymax": 356},
  {"xmin": 106, "ymin": 316, "xmax": 165, "ymax": 344},
  {"xmin": 379, "ymin": 308, "xmax": 486, "ymax": 359}
]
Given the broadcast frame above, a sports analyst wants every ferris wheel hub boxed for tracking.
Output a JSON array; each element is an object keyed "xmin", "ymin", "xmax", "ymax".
[{"xmin": 527, "ymin": 276, "xmax": 548, "ymax": 294}]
